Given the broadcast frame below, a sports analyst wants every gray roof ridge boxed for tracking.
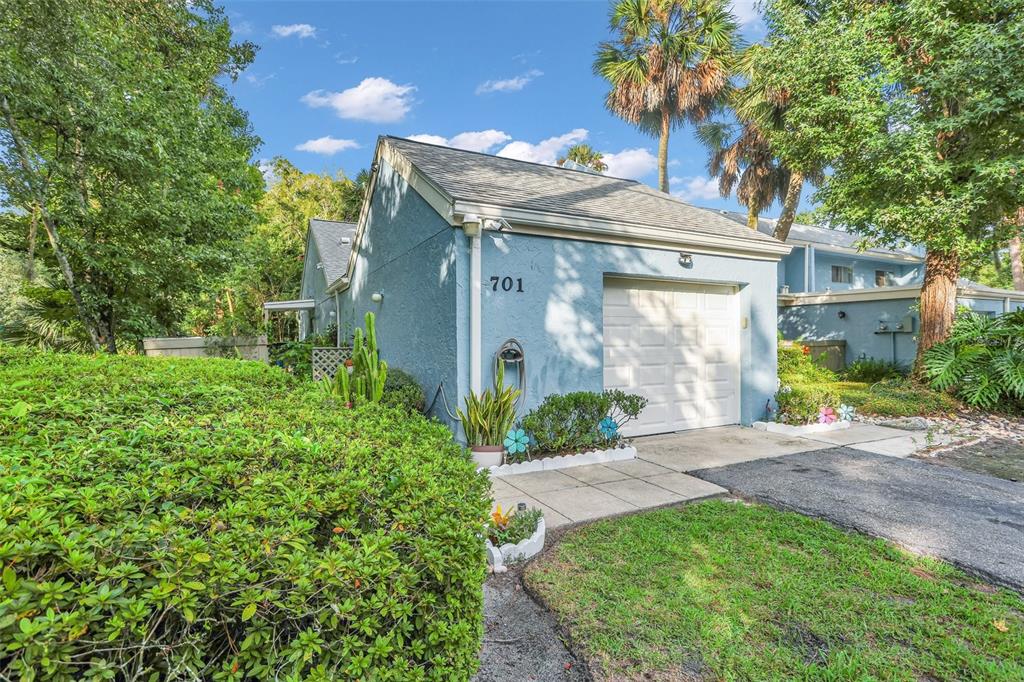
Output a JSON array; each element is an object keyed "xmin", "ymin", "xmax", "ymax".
[{"xmin": 384, "ymin": 135, "xmax": 643, "ymax": 184}]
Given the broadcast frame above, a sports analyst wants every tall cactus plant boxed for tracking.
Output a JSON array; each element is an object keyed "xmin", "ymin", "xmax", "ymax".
[{"xmin": 324, "ymin": 311, "xmax": 387, "ymax": 406}]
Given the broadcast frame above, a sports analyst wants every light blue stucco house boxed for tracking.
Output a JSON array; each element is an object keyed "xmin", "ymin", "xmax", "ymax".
[
  {"xmin": 720, "ymin": 214, "xmax": 1024, "ymax": 367},
  {"xmin": 294, "ymin": 136, "xmax": 791, "ymax": 436}
]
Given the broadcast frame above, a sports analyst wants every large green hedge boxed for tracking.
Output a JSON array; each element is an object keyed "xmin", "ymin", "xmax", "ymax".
[{"xmin": 0, "ymin": 347, "xmax": 489, "ymax": 680}]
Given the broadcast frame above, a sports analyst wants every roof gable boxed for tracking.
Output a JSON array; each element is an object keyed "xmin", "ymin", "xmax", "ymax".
[{"xmin": 308, "ymin": 219, "xmax": 357, "ymax": 288}]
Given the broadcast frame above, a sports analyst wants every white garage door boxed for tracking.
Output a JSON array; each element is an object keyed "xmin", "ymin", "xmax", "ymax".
[{"xmin": 603, "ymin": 277, "xmax": 741, "ymax": 436}]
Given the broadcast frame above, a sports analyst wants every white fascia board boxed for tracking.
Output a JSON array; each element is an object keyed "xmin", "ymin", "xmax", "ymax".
[
  {"xmin": 780, "ymin": 284, "xmax": 1024, "ymax": 307},
  {"xmin": 452, "ymin": 200, "xmax": 792, "ymax": 262}
]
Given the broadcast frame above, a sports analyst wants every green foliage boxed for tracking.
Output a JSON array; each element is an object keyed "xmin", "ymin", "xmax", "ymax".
[
  {"xmin": 187, "ymin": 159, "xmax": 367, "ymax": 338},
  {"xmin": 381, "ymin": 368, "xmax": 426, "ymax": 414},
  {"xmin": 268, "ymin": 327, "xmax": 338, "ymax": 379},
  {"xmin": 776, "ymin": 342, "xmax": 840, "ymax": 423},
  {"xmin": 456, "ymin": 364, "xmax": 520, "ymax": 447},
  {"xmin": 325, "ymin": 312, "xmax": 387, "ymax": 406},
  {"xmin": 0, "ymin": 0, "xmax": 263, "ymax": 349},
  {"xmin": 923, "ymin": 311, "xmax": 1024, "ymax": 410},
  {"xmin": 488, "ymin": 507, "xmax": 543, "ymax": 547},
  {"xmin": 753, "ymin": 0, "xmax": 1024, "ymax": 258},
  {"xmin": 521, "ymin": 390, "xmax": 647, "ymax": 456},
  {"xmin": 837, "ymin": 378, "xmax": 961, "ymax": 417},
  {"xmin": 0, "ymin": 346, "xmax": 489, "ymax": 680},
  {"xmin": 843, "ymin": 357, "xmax": 908, "ymax": 383}
]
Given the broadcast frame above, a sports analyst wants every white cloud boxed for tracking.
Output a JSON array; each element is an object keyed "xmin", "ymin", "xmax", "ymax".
[
  {"xmin": 602, "ymin": 148, "xmax": 657, "ymax": 179},
  {"xmin": 730, "ymin": 1, "xmax": 763, "ymax": 28},
  {"xmin": 294, "ymin": 136, "xmax": 360, "ymax": 155},
  {"xmin": 449, "ymin": 130, "xmax": 512, "ymax": 152},
  {"xmin": 497, "ymin": 129, "xmax": 589, "ymax": 165},
  {"xmin": 476, "ymin": 69, "xmax": 543, "ymax": 94},
  {"xmin": 406, "ymin": 130, "xmax": 512, "ymax": 153},
  {"xmin": 272, "ymin": 23, "xmax": 317, "ymax": 39},
  {"xmin": 406, "ymin": 134, "xmax": 450, "ymax": 146},
  {"xmin": 335, "ymin": 54, "xmax": 358, "ymax": 65},
  {"xmin": 302, "ymin": 78, "xmax": 415, "ymax": 123},
  {"xmin": 245, "ymin": 72, "xmax": 275, "ymax": 87},
  {"xmin": 233, "ymin": 20, "xmax": 254, "ymax": 36},
  {"xmin": 671, "ymin": 175, "xmax": 722, "ymax": 201}
]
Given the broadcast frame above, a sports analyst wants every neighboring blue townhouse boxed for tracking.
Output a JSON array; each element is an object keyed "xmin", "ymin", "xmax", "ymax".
[
  {"xmin": 718, "ymin": 214, "xmax": 1024, "ymax": 367},
  {"xmin": 280, "ymin": 136, "xmax": 792, "ymax": 436}
]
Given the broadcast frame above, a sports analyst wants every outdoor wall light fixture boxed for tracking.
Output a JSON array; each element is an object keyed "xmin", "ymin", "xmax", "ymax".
[
  {"xmin": 370, "ymin": 292, "xmax": 384, "ymax": 303},
  {"xmin": 678, "ymin": 252, "xmax": 693, "ymax": 268},
  {"xmin": 837, "ymin": 310, "xmax": 847, "ymax": 319}
]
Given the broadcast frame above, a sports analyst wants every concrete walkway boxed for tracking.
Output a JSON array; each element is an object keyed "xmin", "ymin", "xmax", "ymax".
[{"xmin": 490, "ymin": 424, "xmax": 928, "ymax": 527}]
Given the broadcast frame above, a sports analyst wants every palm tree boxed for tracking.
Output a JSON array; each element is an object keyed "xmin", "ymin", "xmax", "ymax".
[
  {"xmin": 701, "ymin": 44, "xmax": 823, "ymax": 239},
  {"xmin": 557, "ymin": 144, "xmax": 609, "ymax": 172},
  {"xmin": 696, "ymin": 117, "xmax": 788, "ymax": 229},
  {"xmin": 595, "ymin": 0, "xmax": 739, "ymax": 193}
]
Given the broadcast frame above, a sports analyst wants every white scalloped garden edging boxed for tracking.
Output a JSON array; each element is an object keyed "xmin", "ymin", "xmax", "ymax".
[
  {"xmin": 486, "ymin": 517, "xmax": 546, "ymax": 573},
  {"xmin": 486, "ymin": 445, "xmax": 637, "ymax": 478},
  {"xmin": 753, "ymin": 420, "xmax": 852, "ymax": 436}
]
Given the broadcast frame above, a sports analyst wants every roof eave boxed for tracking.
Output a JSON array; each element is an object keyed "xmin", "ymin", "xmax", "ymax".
[{"xmin": 452, "ymin": 200, "xmax": 792, "ymax": 261}]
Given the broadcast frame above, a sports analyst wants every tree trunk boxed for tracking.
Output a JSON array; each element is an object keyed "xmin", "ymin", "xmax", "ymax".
[
  {"xmin": 772, "ymin": 171, "xmax": 804, "ymax": 242},
  {"xmin": 657, "ymin": 105, "xmax": 670, "ymax": 193},
  {"xmin": 746, "ymin": 204, "xmax": 758, "ymax": 229},
  {"xmin": 916, "ymin": 249, "xmax": 960, "ymax": 370},
  {"xmin": 25, "ymin": 205, "xmax": 38, "ymax": 281},
  {"xmin": 1, "ymin": 95, "xmax": 102, "ymax": 351},
  {"xmin": 1010, "ymin": 207, "xmax": 1024, "ymax": 291}
]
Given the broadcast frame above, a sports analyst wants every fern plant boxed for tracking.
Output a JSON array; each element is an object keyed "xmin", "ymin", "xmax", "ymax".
[{"xmin": 923, "ymin": 310, "xmax": 1024, "ymax": 410}]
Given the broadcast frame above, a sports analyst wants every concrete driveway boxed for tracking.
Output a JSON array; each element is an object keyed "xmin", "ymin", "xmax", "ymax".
[{"xmin": 694, "ymin": 448, "xmax": 1024, "ymax": 591}]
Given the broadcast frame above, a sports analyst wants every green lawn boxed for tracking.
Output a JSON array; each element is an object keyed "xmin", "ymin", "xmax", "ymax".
[{"xmin": 526, "ymin": 501, "xmax": 1023, "ymax": 681}]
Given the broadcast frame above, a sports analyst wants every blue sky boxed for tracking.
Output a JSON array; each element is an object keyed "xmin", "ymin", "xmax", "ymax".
[{"xmin": 223, "ymin": 1, "xmax": 802, "ymax": 216}]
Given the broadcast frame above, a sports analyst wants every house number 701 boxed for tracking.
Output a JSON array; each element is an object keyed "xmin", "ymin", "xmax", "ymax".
[{"xmin": 490, "ymin": 276, "xmax": 524, "ymax": 293}]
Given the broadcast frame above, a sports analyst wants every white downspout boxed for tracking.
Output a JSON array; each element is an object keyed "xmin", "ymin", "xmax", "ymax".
[
  {"xmin": 463, "ymin": 214, "xmax": 483, "ymax": 394},
  {"xmin": 334, "ymin": 292, "xmax": 341, "ymax": 346},
  {"xmin": 808, "ymin": 245, "xmax": 817, "ymax": 292},
  {"xmin": 470, "ymin": 233, "xmax": 482, "ymax": 394}
]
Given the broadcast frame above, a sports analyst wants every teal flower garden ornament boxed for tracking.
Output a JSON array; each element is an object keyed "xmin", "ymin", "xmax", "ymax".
[
  {"xmin": 598, "ymin": 417, "xmax": 619, "ymax": 440},
  {"xmin": 504, "ymin": 428, "xmax": 529, "ymax": 455}
]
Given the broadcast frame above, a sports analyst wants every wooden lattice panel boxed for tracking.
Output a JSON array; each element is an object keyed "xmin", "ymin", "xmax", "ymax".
[{"xmin": 312, "ymin": 347, "xmax": 352, "ymax": 382}]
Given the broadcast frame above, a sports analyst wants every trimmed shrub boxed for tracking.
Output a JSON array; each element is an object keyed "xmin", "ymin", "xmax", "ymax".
[
  {"xmin": 520, "ymin": 390, "xmax": 647, "ymax": 457},
  {"xmin": 0, "ymin": 348, "xmax": 489, "ymax": 681},
  {"xmin": 382, "ymin": 368, "xmax": 426, "ymax": 413}
]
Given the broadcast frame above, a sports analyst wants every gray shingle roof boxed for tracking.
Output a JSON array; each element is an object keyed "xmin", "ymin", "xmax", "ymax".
[
  {"xmin": 385, "ymin": 136, "xmax": 783, "ymax": 247},
  {"xmin": 309, "ymin": 219, "xmax": 357, "ymax": 287},
  {"xmin": 718, "ymin": 210, "xmax": 924, "ymax": 259}
]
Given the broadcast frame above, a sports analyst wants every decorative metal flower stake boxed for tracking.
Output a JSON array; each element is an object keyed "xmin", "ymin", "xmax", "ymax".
[
  {"xmin": 598, "ymin": 416, "xmax": 619, "ymax": 440},
  {"xmin": 504, "ymin": 428, "xmax": 529, "ymax": 455}
]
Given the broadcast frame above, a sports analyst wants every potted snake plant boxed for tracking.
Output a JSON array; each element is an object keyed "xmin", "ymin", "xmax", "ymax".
[{"xmin": 457, "ymin": 363, "xmax": 520, "ymax": 468}]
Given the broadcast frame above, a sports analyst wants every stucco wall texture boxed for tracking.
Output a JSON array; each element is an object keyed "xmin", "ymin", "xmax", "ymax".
[
  {"xmin": 335, "ymin": 160, "xmax": 461, "ymax": 427},
  {"xmin": 323, "ymin": 158, "xmax": 781, "ymax": 435},
  {"xmin": 478, "ymin": 232, "xmax": 779, "ymax": 426},
  {"xmin": 780, "ymin": 296, "xmax": 1024, "ymax": 367}
]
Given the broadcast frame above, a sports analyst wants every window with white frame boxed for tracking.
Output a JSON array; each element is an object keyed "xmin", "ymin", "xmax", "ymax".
[{"xmin": 831, "ymin": 265, "xmax": 853, "ymax": 284}]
